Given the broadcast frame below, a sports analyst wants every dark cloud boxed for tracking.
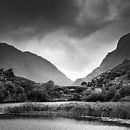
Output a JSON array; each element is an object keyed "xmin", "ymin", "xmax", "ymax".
[
  {"xmin": 117, "ymin": 0, "xmax": 130, "ymax": 19},
  {"xmin": 73, "ymin": 0, "xmax": 130, "ymax": 37},
  {"xmin": 0, "ymin": 0, "xmax": 78, "ymax": 40},
  {"xmin": 0, "ymin": 0, "xmax": 130, "ymax": 40},
  {"xmin": 0, "ymin": 0, "xmax": 78, "ymax": 23}
]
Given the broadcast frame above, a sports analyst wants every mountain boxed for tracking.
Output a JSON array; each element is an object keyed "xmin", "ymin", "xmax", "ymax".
[
  {"xmin": 81, "ymin": 59, "xmax": 130, "ymax": 102},
  {"xmin": 74, "ymin": 33, "xmax": 130, "ymax": 85},
  {"xmin": 0, "ymin": 43, "xmax": 72, "ymax": 85}
]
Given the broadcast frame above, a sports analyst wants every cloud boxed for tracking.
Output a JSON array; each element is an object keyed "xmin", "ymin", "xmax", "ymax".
[
  {"xmin": 0, "ymin": 0, "xmax": 78, "ymax": 40},
  {"xmin": 0, "ymin": 0, "xmax": 130, "ymax": 80},
  {"xmin": 0, "ymin": 0, "xmax": 130, "ymax": 40},
  {"xmin": 76, "ymin": 0, "xmax": 109, "ymax": 24}
]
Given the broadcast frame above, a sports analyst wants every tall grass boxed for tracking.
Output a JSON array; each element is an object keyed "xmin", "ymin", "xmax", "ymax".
[{"xmin": 3, "ymin": 102, "xmax": 130, "ymax": 119}]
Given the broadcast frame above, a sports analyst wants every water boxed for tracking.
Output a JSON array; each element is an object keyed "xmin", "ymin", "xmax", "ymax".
[{"xmin": 0, "ymin": 117, "xmax": 129, "ymax": 130}]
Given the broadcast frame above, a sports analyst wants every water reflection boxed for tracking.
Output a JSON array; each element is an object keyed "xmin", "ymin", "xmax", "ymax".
[{"xmin": 0, "ymin": 117, "xmax": 129, "ymax": 130}]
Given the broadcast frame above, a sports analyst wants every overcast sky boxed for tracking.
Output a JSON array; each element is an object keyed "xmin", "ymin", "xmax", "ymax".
[{"xmin": 0, "ymin": 0, "xmax": 130, "ymax": 80}]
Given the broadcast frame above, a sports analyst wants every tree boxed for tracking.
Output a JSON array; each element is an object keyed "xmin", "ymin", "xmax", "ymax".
[
  {"xmin": 112, "ymin": 92, "xmax": 121, "ymax": 101},
  {"xmin": 103, "ymin": 86, "xmax": 116, "ymax": 101},
  {"xmin": 5, "ymin": 81, "xmax": 15, "ymax": 98},
  {"xmin": 46, "ymin": 80, "xmax": 54, "ymax": 86},
  {"xmin": 82, "ymin": 93, "xmax": 103, "ymax": 102},
  {"xmin": 4, "ymin": 69, "xmax": 14, "ymax": 78},
  {"xmin": 81, "ymin": 82, "xmax": 87, "ymax": 86},
  {"xmin": 119, "ymin": 85, "xmax": 130, "ymax": 97},
  {"xmin": 0, "ymin": 90, "xmax": 5, "ymax": 102},
  {"xmin": 28, "ymin": 87, "xmax": 49, "ymax": 102}
]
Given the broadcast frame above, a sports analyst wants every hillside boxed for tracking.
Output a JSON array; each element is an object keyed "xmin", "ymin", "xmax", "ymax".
[
  {"xmin": 74, "ymin": 33, "xmax": 130, "ymax": 85},
  {"xmin": 0, "ymin": 59, "xmax": 130, "ymax": 103},
  {"xmin": 80, "ymin": 59, "xmax": 130, "ymax": 102},
  {"xmin": 0, "ymin": 68, "xmax": 85, "ymax": 102},
  {"xmin": 0, "ymin": 43, "xmax": 72, "ymax": 85}
]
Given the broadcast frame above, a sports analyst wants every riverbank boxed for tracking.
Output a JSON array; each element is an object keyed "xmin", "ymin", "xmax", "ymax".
[{"xmin": 0, "ymin": 102, "xmax": 130, "ymax": 126}]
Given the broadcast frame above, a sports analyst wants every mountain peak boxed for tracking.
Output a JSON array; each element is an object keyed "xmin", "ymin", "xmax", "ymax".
[{"xmin": 117, "ymin": 33, "xmax": 130, "ymax": 51}]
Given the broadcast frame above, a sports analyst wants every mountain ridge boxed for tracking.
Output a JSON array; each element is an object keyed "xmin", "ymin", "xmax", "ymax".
[
  {"xmin": 74, "ymin": 33, "xmax": 130, "ymax": 85},
  {"xmin": 0, "ymin": 42, "xmax": 72, "ymax": 85}
]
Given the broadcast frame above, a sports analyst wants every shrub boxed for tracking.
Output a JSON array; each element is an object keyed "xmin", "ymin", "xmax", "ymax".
[
  {"xmin": 112, "ymin": 92, "xmax": 122, "ymax": 101},
  {"xmin": 69, "ymin": 94, "xmax": 81, "ymax": 101},
  {"xmin": 119, "ymin": 85, "xmax": 130, "ymax": 97},
  {"xmin": 82, "ymin": 93, "xmax": 103, "ymax": 102},
  {"xmin": 4, "ymin": 69, "xmax": 14, "ymax": 78},
  {"xmin": 0, "ymin": 91, "xmax": 5, "ymax": 102},
  {"xmin": 103, "ymin": 86, "xmax": 116, "ymax": 101},
  {"xmin": 120, "ymin": 96, "xmax": 130, "ymax": 102},
  {"xmin": 81, "ymin": 82, "xmax": 87, "ymax": 86},
  {"xmin": 127, "ymin": 70, "xmax": 130, "ymax": 80},
  {"xmin": 27, "ymin": 88, "xmax": 48, "ymax": 102}
]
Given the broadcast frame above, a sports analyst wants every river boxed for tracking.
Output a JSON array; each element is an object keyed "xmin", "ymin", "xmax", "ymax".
[{"xmin": 0, "ymin": 117, "xmax": 129, "ymax": 130}]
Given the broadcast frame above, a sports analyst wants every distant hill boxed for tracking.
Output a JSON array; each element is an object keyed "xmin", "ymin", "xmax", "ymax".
[
  {"xmin": 0, "ymin": 43, "xmax": 72, "ymax": 85},
  {"xmin": 74, "ymin": 33, "xmax": 130, "ymax": 85}
]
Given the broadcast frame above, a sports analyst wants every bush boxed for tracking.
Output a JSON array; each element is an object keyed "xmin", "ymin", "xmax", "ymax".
[
  {"xmin": 0, "ymin": 91, "xmax": 5, "ymax": 102},
  {"xmin": 112, "ymin": 92, "xmax": 122, "ymax": 101},
  {"xmin": 82, "ymin": 93, "xmax": 103, "ymax": 102},
  {"xmin": 120, "ymin": 96, "xmax": 130, "ymax": 102},
  {"xmin": 127, "ymin": 70, "xmax": 130, "ymax": 79},
  {"xmin": 4, "ymin": 69, "xmax": 14, "ymax": 78},
  {"xmin": 103, "ymin": 86, "xmax": 116, "ymax": 101},
  {"xmin": 119, "ymin": 85, "xmax": 130, "ymax": 97},
  {"xmin": 27, "ymin": 88, "xmax": 48, "ymax": 102},
  {"xmin": 81, "ymin": 82, "xmax": 87, "ymax": 86},
  {"xmin": 69, "ymin": 94, "xmax": 81, "ymax": 101}
]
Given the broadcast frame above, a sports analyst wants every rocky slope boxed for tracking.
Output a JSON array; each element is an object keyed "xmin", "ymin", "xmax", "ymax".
[
  {"xmin": 80, "ymin": 59, "xmax": 130, "ymax": 102},
  {"xmin": 74, "ymin": 33, "xmax": 130, "ymax": 85},
  {"xmin": 0, "ymin": 43, "xmax": 72, "ymax": 85}
]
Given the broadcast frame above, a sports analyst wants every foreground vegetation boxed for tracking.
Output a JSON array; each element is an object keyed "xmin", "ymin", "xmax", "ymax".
[{"xmin": 2, "ymin": 102, "xmax": 130, "ymax": 120}]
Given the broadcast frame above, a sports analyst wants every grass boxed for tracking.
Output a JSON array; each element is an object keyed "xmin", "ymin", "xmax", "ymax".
[{"xmin": 2, "ymin": 102, "xmax": 130, "ymax": 119}]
